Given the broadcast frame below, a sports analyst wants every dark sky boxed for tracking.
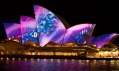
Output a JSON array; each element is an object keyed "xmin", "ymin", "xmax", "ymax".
[{"xmin": 0, "ymin": 0, "xmax": 118, "ymax": 40}]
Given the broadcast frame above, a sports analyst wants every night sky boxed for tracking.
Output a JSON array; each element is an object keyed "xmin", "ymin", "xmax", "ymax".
[{"xmin": 0, "ymin": 0, "xmax": 118, "ymax": 41}]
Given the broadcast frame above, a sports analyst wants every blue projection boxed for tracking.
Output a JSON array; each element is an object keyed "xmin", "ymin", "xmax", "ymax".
[{"xmin": 20, "ymin": 16, "xmax": 38, "ymax": 44}]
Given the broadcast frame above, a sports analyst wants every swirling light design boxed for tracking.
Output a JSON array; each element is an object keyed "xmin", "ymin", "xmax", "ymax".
[{"xmin": 34, "ymin": 5, "xmax": 66, "ymax": 46}]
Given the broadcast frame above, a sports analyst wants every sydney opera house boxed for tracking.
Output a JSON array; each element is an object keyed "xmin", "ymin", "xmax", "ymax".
[{"xmin": 0, "ymin": 5, "xmax": 119, "ymax": 58}]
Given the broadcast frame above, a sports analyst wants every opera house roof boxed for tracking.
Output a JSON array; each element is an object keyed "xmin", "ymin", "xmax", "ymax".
[{"xmin": 3, "ymin": 5, "xmax": 118, "ymax": 48}]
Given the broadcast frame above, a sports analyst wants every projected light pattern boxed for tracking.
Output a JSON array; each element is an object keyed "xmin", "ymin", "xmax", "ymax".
[
  {"xmin": 63, "ymin": 24, "xmax": 95, "ymax": 45},
  {"xmin": 84, "ymin": 34, "xmax": 95, "ymax": 45},
  {"xmin": 92, "ymin": 33, "xmax": 117, "ymax": 48},
  {"xmin": 4, "ymin": 23, "xmax": 21, "ymax": 40},
  {"xmin": 20, "ymin": 16, "xmax": 38, "ymax": 44},
  {"xmin": 50, "ymin": 29, "xmax": 66, "ymax": 44},
  {"xmin": 34, "ymin": 5, "xmax": 66, "ymax": 46},
  {"xmin": 3, "ymin": 5, "xmax": 117, "ymax": 48}
]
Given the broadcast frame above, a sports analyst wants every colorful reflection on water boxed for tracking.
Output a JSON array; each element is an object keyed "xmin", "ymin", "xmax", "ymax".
[{"xmin": 0, "ymin": 58, "xmax": 119, "ymax": 71}]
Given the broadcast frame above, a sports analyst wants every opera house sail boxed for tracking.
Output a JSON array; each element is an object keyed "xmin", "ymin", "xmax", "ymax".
[
  {"xmin": 20, "ymin": 16, "xmax": 38, "ymax": 44},
  {"xmin": 92, "ymin": 33, "xmax": 117, "ymax": 48},
  {"xmin": 84, "ymin": 33, "xmax": 117, "ymax": 48},
  {"xmin": 34, "ymin": 5, "xmax": 66, "ymax": 47},
  {"xmin": 62, "ymin": 24, "xmax": 95, "ymax": 45},
  {"xmin": 3, "ymin": 23, "xmax": 21, "ymax": 40}
]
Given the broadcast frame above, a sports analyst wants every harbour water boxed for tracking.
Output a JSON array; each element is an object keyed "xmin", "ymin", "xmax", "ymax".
[{"xmin": 0, "ymin": 58, "xmax": 119, "ymax": 71}]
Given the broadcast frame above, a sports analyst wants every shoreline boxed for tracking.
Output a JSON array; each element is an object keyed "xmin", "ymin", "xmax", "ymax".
[{"xmin": 0, "ymin": 55, "xmax": 119, "ymax": 60}]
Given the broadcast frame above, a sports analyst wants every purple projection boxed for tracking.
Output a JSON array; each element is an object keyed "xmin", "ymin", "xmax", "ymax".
[
  {"xmin": 63, "ymin": 24, "xmax": 95, "ymax": 45},
  {"xmin": 92, "ymin": 33, "xmax": 117, "ymax": 48},
  {"xmin": 20, "ymin": 16, "xmax": 38, "ymax": 44},
  {"xmin": 34, "ymin": 5, "xmax": 66, "ymax": 46},
  {"xmin": 4, "ymin": 23, "xmax": 21, "ymax": 40},
  {"xmin": 84, "ymin": 34, "xmax": 95, "ymax": 45}
]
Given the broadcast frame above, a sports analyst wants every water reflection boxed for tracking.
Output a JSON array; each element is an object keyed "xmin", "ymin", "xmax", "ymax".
[{"xmin": 0, "ymin": 59, "xmax": 119, "ymax": 71}]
